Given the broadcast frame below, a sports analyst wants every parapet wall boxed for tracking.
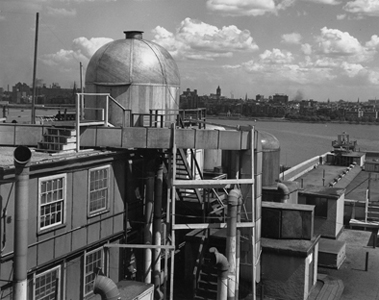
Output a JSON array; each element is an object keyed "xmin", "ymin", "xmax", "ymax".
[{"xmin": 281, "ymin": 152, "xmax": 331, "ymax": 181}]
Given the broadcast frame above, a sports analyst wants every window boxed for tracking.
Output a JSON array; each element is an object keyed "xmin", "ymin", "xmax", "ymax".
[
  {"xmin": 84, "ymin": 248, "xmax": 103, "ymax": 296},
  {"xmin": 39, "ymin": 174, "xmax": 66, "ymax": 231},
  {"xmin": 88, "ymin": 166, "xmax": 110, "ymax": 216},
  {"xmin": 35, "ymin": 266, "xmax": 61, "ymax": 300}
]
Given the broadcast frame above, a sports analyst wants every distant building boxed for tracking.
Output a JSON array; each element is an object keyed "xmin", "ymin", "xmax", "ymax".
[
  {"xmin": 272, "ymin": 93, "xmax": 288, "ymax": 104},
  {"xmin": 180, "ymin": 88, "xmax": 199, "ymax": 109},
  {"xmin": 12, "ymin": 82, "xmax": 31, "ymax": 104}
]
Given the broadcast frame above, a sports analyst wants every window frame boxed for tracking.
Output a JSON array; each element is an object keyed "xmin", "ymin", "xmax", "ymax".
[
  {"xmin": 87, "ymin": 165, "xmax": 110, "ymax": 217},
  {"xmin": 83, "ymin": 247, "xmax": 104, "ymax": 297},
  {"xmin": 34, "ymin": 265, "xmax": 61, "ymax": 300},
  {"xmin": 38, "ymin": 173, "xmax": 67, "ymax": 232}
]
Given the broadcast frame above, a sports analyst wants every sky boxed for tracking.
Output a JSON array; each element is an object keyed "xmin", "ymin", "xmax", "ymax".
[{"xmin": 0, "ymin": 0, "xmax": 379, "ymax": 102}]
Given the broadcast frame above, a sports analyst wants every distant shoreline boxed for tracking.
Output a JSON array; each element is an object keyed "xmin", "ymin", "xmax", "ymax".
[{"xmin": 208, "ymin": 115, "xmax": 379, "ymax": 126}]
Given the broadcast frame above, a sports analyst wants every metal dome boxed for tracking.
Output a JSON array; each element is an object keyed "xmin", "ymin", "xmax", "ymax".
[
  {"xmin": 84, "ymin": 31, "xmax": 180, "ymax": 127},
  {"xmin": 86, "ymin": 31, "xmax": 180, "ymax": 86}
]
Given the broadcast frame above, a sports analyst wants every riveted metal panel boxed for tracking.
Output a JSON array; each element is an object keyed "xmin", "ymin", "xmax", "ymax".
[
  {"xmin": 87, "ymin": 221, "xmax": 101, "ymax": 244},
  {"xmin": 219, "ymin": 130, "xmax": 241, "ymax": 150},
  {"xmin": 15, "ymin": 125, "xmax": 43, "ymax": 146},
  {"xmin": 81, "ymin": 127, "xmax": 97, "ymax": 147},
  {"xmin": 101, "ymin": 218, "xmax": 113, "ymax": 239},
  {"xmin": 55, "ymin": 231, "xmax": 72, "ymax": 258},
  {"xmin": 97, "ymin": 127, "xmax": 122, "ymax": 147},
  {"xmin": 0, "ymin": 125, "xmax": 15, "ymax": 145},
  {"xmin": 146, "ymin": 128, "xmax": 171, "ymax": 148},
  {"xmin": 71, "ymin": 227, "xmax": 86, "ymax": 251},
  {"xmin": 37, "ymin": 239, "xmax": 54, "ymax": 265},
  {"xmin": 176, "ymin": 129, "xmax": 195, "ymax": 149},
  {"xmin": 195, "ymin": 129, "xmax": 218, "ymax": 149},
  {"xmin": 122, "ymin": 127, "xmax": 147, "ymax": 148}
]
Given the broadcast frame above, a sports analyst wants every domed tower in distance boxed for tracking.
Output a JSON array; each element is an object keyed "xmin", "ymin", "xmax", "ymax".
[{"xmin": 85, "ymin": 31, "xmax": 180, "ymax": 127}]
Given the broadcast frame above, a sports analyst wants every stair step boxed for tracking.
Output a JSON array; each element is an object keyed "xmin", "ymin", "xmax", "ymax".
[{"xmin": 46, "ymin": 128, "xmax": 76, "ymax": 136}]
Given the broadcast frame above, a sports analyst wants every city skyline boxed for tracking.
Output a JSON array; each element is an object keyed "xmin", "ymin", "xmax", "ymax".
[{"xmin": 0, "ymin": 0, "xmax": 379, "ymax": 102}]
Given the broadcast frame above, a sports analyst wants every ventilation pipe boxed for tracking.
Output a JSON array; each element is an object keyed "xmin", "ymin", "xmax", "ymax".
[
  {"xmin": 226, "ymin": 189, "xmax": 242, "ymax": 300},
  {"xmin": 93, "ymin": 275, "xmax": 121, "ymax": 300},
  {"xmin": 13, "ymin": 146, "xmax": 32, "ymax": 300},
  {"xmin": 277, "ymin": 182, "xmax": 289, "ymax": 203},
  {"xmin": 209, "ymin": 247, "xmax": 229, "ymax": 300},
  {"xmin": 153, "ymin": 159, "xmax": 164, "ymax": 300}
]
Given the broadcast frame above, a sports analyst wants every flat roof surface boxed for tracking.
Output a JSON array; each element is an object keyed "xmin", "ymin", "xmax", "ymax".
[
  {"xmin": 295, "ymin": 163, "xmax": 379, "ymax": 202},
  {"xmin": 0, "ymin": 146, "xmax": 120, "ymax": 169}
]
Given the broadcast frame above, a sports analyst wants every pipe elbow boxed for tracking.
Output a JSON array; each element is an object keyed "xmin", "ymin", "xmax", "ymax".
[
  {"xmin": 209, "ymin": 247, "xmax": 229, "ymax": 279},
  {"xmin": 277, "ymin": 182, "xmax": 290, "ymax": 202},
  {"xmin": 228, "ymin": 189, "xmax": 242, "ymax": 207},
  {"xmin": 93, "ymin": 275, "xmax": 121, "ymax": 300}
]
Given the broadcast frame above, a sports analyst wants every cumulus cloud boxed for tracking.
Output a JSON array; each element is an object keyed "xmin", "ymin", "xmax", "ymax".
[
  {"xmin": 281, "ymin": 33, "xmax": 302, "ymax": 44},
  {"xmin": 301, "ymin": 43, "xmax": 312, "ymax": 55},
  {"xmin": 45, "ymin": 7, "xmax": 76, "ymax": 17},
  {"xmin": 41, "ymin": 37, "xmax": 113, "ymax": 71},
  {"xmin": 205, "ymin": 0, "xmax": 295, "ymax": 16},
  {"xmin": 260, "ymin": 48, "xmax": 294, "ymax": 64},
  {"xmin": 315, "ymin": 27, "xmax": 373, "ymax": 63},
  {"xmin": 152, "ymin": 18, "xmax": 258, "ymax": 61},
  {"xmin": 344, "ymin": 0, "xmax": 379, "ymax": 17}
]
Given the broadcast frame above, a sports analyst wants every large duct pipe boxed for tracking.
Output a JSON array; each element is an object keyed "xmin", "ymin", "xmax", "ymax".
[
  {"xmin": 277, "ymin": 182, "xmax": 289, "ymax": 203},
  {"xmin": 93, "ymin": 275, "xmax": 121, "ymax": 300},
  {"xmin": 209, "ymin": 247, "xmax": 229, "ymax": 300},
  {"xmin": 153, "ymin": 159, "xmax": 164, "ymax": 300},
  {"xmin": 13, "ymin": 146, "xmax": 32, "ymax": 300},
  {"xmin": 226, "ymin": 189, "xmax": 242, "ymax": 300},
  {"xmin": 144, "ymin": 166, "xmax": 155, "ymax": 283}
]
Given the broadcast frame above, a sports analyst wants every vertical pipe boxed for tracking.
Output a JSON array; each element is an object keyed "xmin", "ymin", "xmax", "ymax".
[
  {"xmin": 31, "ymin": 12, "xmax": 39, "ymax": 124},
  {"xmin": 170, "ymin": 123, "xmax": 177, "ymax": 300},
  {"xmin": 209, "ymin": 247, "xmax": 229, "ymax": 300},
  {"xmin": 76, "ymin": 93, "xmax": 80, "ymax": 152},
  {"xmin": 226, "ymin": 189, "xmax": 241, "ymax": 300},
  {"xmin": 250, "ymin": 128, "xmax": 256, "ymax": 300},
  {"xmin": 13, "ymin": 146, "xmax": 32, "ymax": 300},
  {"xmin": 144, "ymin": 165, "xmax": 155, "ymax": 283},
  {"xmin": 154, "ymin": 159, "xmax": 164, "ymax": 299}
]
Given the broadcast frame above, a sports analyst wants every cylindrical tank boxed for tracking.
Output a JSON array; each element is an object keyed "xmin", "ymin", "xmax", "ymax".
[
  {"xmin": 85, "ymin": 31, "xmax": 180, "ymax": 127},
  {"xmin": 259, "ymin": 131, "xmax": 280, "ymax": 186}
]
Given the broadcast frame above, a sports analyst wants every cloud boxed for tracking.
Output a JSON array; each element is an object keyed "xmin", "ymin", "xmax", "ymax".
[
  {"xmin": 205, "ymin": 0, "xmax": 295, "ymax": 16},
  {"xmin": 344, "ymin": 0, "xmax": 379, "ymax": 17},
  {"xmin": 281, "ymin": 33, "xmax": 302, "ymax": 44},
  {"xmin": 337, "ymin": 14, "xmax": 346, "ymax": 20},
  {"xmin": 45, "ymin": 7, "xmax": 77, "ymax": 17},
  {"xmin": 260, "ymin": 48, "xmax": 294, "ymax": 64},
  {"xmin": 40, "ymin": 37, "xmax": 113, "ymax": 71},
  {"xmin": 366, "ymin": 35, "xmax": 379, "ymax": 50},
  {"xmin": 301, "ymin": 43, "xmax": 312, "ymax": 55},
  {"xmin": 315, "ymin": 27, "xmax": 371, "ymax": 62},
  {"xmin": 152, "ymin": 18, "xmax": 258, "ymax": 61},
  {"xmin": 303, "ymin": 0, "xmax": 341, "ymax": 4}
]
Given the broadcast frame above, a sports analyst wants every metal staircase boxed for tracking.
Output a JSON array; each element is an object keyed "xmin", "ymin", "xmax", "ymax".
[
  {"xmin": 172, "ymin": 148, "xmax": 228, "ymax": 224},
  {"xmin": 367, "ymin": 201, "xmax": 379, "ymax": 221}
]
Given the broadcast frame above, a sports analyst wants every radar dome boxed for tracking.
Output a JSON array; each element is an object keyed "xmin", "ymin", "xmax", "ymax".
[{"xmin": 85, "ymin": 31, "xmax": 180, "ymax": 127}]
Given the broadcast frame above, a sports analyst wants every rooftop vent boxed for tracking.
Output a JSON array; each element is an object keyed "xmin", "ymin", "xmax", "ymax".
[{"xmin": 124, "ymin": 31, "xmax": 143, "ymax": 39}]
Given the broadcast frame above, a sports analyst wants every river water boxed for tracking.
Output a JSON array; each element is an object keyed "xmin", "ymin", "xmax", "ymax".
[{"xmin": 208, "ymin": 118, "xmax": 379, "ymax": 167}]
